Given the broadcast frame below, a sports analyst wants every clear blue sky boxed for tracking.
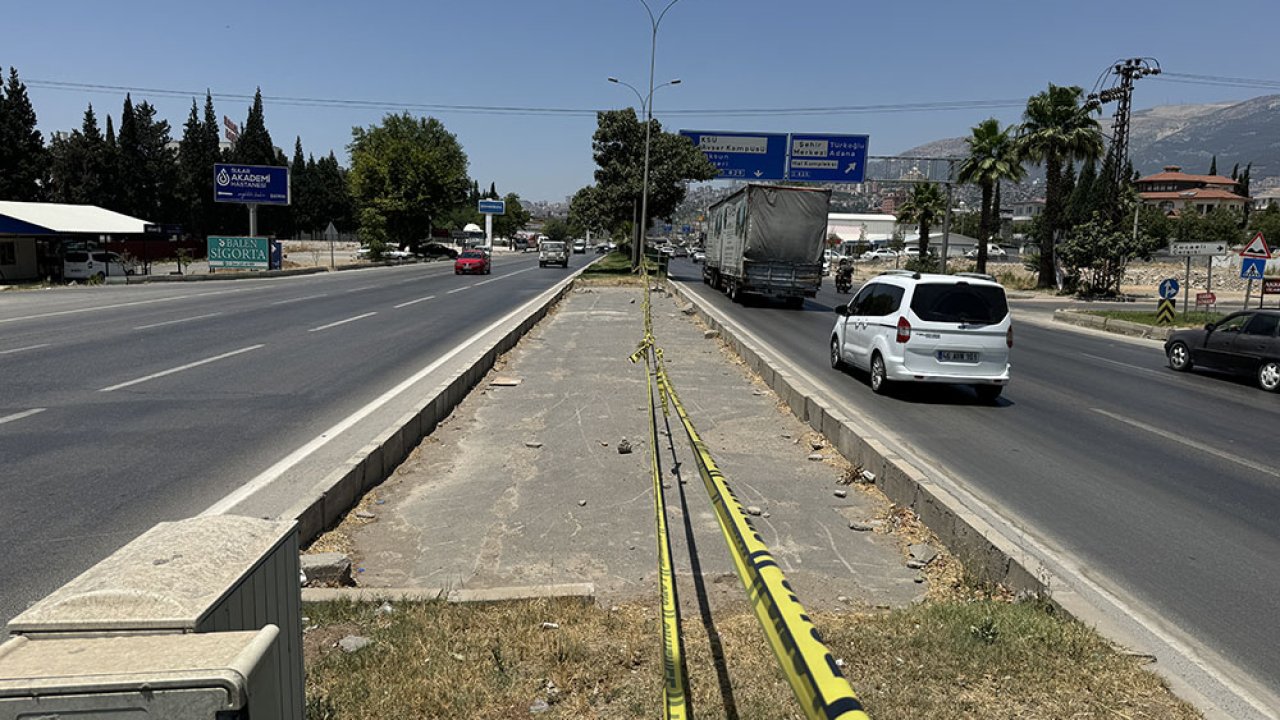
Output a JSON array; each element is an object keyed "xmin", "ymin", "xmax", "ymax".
[{"xmin": 9, "ymin": 0, "xmax": 1279, "ymax": 202}]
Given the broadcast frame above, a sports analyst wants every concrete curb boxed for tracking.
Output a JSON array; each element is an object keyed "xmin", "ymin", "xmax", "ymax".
[
  {"xmin": 1053, "ymin": 308, "xmax": 1174, "ymax": 341},
  {"xmin": 283, "ymin": 268, "xmax": 589, "ymax": 546},
  {"xmin": 669, "ymin": 283, "xmax": 1048, "ymax": 596},
  {"xmin": 301, "ymin": 583, "xmax": 596, "ymax": 604},
  {"xmin": 124, "ymin": 260, "xmax": 436, "ymax": 284}
]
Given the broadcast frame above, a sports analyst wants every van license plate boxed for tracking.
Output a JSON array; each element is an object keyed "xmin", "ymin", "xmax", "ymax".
[{"xmin": 937, "ymin": 351, "xmax": 979, "ymax": 363}]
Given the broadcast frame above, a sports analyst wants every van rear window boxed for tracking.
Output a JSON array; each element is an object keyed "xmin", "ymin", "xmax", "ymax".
[{"xmin": 910, "ymin": 283, "xmax": 1008, "ymax": 324}]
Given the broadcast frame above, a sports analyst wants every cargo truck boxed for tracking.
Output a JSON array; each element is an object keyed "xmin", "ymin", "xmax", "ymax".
[{"xmin": 702, "ymin": 184, "xmax": 831, "ymax": 307}]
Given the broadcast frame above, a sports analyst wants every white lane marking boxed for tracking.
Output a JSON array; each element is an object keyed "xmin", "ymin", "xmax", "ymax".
[
  {"xmin": 270, "ymin": 293, "xmax": 329, "ymax": 306},
  {"xmin": 446, "ymin": 286, "xmax": 470, "ymax": 294},
  {"xmin": 474, "ymin": 267, "xmax": 535, "ymax": 287},
  {"xmin": 677, "ymin": 279, "xmax": 1280, "ymax": 718},
  {"xmin": 134, "ymin": 312, "xmax": 223, "ymax": 330},
  {"xmin": 99, "ymin": 345, "xmax": 265, "ymax": 392},
  {"xmin": 1092, "ymin": 408, "xmax": 1280, "ymax": 480},
  {"xmin": 0, "ymin": 408, "xmax": 46, "ymax": 425},
  {"xmin": 394, "ymin": 295, "xmax": 436, "ymax": 309},
  {"xmin": 1080, "ymin": 353, "xmax": 1162, "ymax": 375},
  {"xmin": 201, "ymin": 268, "xmax": 586, "ymax": 517},
  {"xmin": 0, "ymin": 344, "xmax": 50, "ymax": 356},
  {"xmin": 343, "ymin": 285, "xmax": 378, "ymax": 293},
  {"xmin": 309, "ymin": 312, "xmax": 377, "ymax": 332}
]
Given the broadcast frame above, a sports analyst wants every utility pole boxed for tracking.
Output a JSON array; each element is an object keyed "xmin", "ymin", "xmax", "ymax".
[{"xmin": 1088, "ymin": 58, "xmax": 1160, "ymax": 193}]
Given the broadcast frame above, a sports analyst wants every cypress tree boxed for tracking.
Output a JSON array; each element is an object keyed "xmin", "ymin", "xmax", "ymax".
[
  {"xmin": 1208, "ymin": 155, "xmax": 1217, "ymax": 176},
  {"xmin": 488, "ymin": 181, "xmax": 497, "ymax": 199},
  {"xmin": 0, "ymin": 67, "xmax": 48, "ymax": 200},
  {"xmin": 233, "ymin": 89, "xmax": 277, "ymax": 166}
]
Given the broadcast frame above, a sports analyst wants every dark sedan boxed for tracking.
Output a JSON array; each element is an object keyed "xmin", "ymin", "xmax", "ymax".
[{"xmin": 1165, "ymin": 309, "xmax": 1280, "ymax": 391}]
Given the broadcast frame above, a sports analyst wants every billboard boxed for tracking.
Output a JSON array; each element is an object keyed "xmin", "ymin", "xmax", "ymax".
[
  {"xmin": 208, "ymin": 236, "xmax": 269, "ymax": 270},
  {"xmin": 213, "ymin": 163, "xmax": 290, "ymax": 205}
]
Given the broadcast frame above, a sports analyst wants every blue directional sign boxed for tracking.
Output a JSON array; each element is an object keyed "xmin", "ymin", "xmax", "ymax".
[
  {"xmin": 478, "ymin": 199, "xmax": 505, "ymax": 215},
  {"xmin": 680, "ymin": 130, "xmax": 788, "ymax": 181},
  {"xmin": 1158, "ymin": 277, "xmax": 1180, "ymax": 299},
  {"xmin": 214, "ymin": 164, "xmax": 290, "ymax": 205},
  {"xmin": 1241, "ymin": 257, "xmax": 1267, "ymax": 280},
  {"xmin": 786, "ymin": 133, "xmax": 870, "ymax": 183}
]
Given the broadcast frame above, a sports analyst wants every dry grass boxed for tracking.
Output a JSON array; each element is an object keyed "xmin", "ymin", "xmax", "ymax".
[{"xmin": 303, "ymin": 597, "xmax": 1199, "ymax": 719}]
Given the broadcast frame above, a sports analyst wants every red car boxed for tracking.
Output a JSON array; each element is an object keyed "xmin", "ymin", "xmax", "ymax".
[{"xmin": 454, "ymin": 250, "xmax": 490, "ymax": 275}]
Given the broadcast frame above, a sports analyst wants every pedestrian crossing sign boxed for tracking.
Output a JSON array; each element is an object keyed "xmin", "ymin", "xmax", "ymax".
[{"xmin": 1241, "ymin": 257, "xmax": 1266, "ymax": 280}]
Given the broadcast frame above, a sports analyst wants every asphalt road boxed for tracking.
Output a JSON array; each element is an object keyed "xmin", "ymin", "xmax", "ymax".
[
  {"xmin": 668, "ymin": 258, "xmax": 1280, "ymax": 714},
  {"xmin": 0, "ymin": 251, "xmax": 586, "ymax": 627}
]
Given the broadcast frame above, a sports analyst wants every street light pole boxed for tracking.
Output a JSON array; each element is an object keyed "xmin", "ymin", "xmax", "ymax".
[
  {"xmin": 634, "ymin": 0, "xmax": 682, "ymax": 270},
  {"xmin": 608, "ymin": 73, "xmax": 681, "ymax": 268}
]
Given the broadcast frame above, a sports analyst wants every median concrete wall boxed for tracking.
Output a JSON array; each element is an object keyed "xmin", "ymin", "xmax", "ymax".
[
  {"xmin": 1053, "ymin": 308, "xmax": 1174, "ymax": 341},
  {"xmin": 667, "ymin": 283, "xmax": 1047, "ymax": 595}
]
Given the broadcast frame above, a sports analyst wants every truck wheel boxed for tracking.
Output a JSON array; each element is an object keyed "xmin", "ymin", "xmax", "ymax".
[{"xmin": 728, "ymin": 282, "xmax": 740, "ymax": 303}]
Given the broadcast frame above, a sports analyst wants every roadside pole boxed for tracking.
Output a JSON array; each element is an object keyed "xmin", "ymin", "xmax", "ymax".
[
  {"xmin": 248, "ymin": 204, "xmax": 258, "ymax": 237},
  {"xmin": 1183, "ymin": 257, "xmax": 1191, "ymax": 318},
  {"xmin": 940, "ymin": 179, "xmax": 953, "ymax": 274}
]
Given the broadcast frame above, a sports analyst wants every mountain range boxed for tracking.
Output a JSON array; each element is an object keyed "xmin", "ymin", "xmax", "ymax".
[{"xmin": 899, "ymin": 94, "xmax": 1280, "ymax": 182}]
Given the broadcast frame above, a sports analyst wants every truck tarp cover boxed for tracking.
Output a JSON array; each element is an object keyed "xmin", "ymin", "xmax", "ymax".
[{"xmin": 743, "ymin": 185, "xmax": 831, "ymax": 263}]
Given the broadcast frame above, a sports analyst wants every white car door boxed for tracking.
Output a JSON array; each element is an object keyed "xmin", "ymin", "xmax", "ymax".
[{"xmin": 842, "ymin": 283, "xmax": 878, "ymax": 370}]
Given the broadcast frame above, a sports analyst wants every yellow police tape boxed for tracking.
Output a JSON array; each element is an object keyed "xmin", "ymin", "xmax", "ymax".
[
  {"xmin": 635, "ymin": 284, "xmax": 690, "ymax": 719},
  {"xmin": 655, "ymin": 357, "xmax": 871, "ymax": 720}
]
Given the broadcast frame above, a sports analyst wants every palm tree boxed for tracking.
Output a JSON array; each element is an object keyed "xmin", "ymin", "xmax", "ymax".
[
  {"xmin": 1017, "ymin": 84, "xmax": 1104, "ymax": 288},
  {"xmin": 896, "ymin": 182, "xmax": 945, "ymax": 263},
  {"xmin": 958, "ymin": 118, "xmax": 1025, "ymax": 273}
]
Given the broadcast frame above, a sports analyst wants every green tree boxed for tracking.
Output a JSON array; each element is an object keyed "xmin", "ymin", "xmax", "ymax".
[
  {"xmin": 1175, "ymin": 206, "xmax": 1245, "ymax": 247},
  {"xmin": 314, "ymin": 151, "xmax": 354, "ymax": 233},
  {"xmin": 1248, "ymin": 203, "xmax": 1280, "ymax": 246},
  {"xmin": 348, "ymin": 113, "xmax": 469, "ymax": 249},
  {"xmin": 896, "ymin": 182, "xmax": 945, "ymax": 262},
  {"xmin": 1208, "ymin": 155, "xmax": 1217, "ymax": 176},
  {"xmin": 114, "ymin": 95, "xmax": 176, "ymax": 220},
  {"xmin": 542, "ymin": 217, "xmax": 571, "ymax": 244},
  {"xmin": 233, "ymin": 89, "xmax": 277, "ymax": 165},
  {"xmin": 957, "ymin": 118, "xmax": 1025, "ymax": 272},
  {"xmin": 1065, "ymin": 157, "xmax": 1097, "ymax": 227},
  {"xmin": 1057, "ymin": 204, "xmax": 1163, "ymax": 296},
  {"xmin": 176, "ymin": 93, "xmax": 226, "ymax": 239},
  {"xmin": 568, "ymin": 185, "xmax": 614, "ymax": 241},
  {"xmin": 1017, "ymin": 83, "xmax": 1105, "ymax": 288},
  {"xmin": 48, "ymin": 104, "xmax": 108, "ymax": 205},
  {"xmin": 0, "ymin": 67, "xmax": 48, "ymax": 200},
  {"xmin": 588, "ymin": 109, "xmax": 716, "ymax": 263}
]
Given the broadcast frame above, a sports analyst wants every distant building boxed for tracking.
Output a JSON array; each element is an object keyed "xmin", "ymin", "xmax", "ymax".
[
  {"xmin": 1008, "ymin": 199, "xmax": 1045, "ymax": 222},
  {"xmin": 1136, "ymin": 165, "xmax": 1248, "ymax": 216},
  {"xmin": 826, "ymin": 213, "xmax": 897, "ymax": 243},
  {"xmin": 1251, "ymin": 188, "xmax": 1280, "ymax": 211}
]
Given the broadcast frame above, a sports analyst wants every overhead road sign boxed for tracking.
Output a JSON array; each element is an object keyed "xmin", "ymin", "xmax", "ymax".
[
  {"xmin": 1241, "ymin": 232, "xmax": 1272, "ymax": 259},
  {"xmin": 214, "ymin": 164, "xmax": 290, "ymax": 206},
  {"xmin": 478, "ymin": 199, "xmax": 505, "ymax": 215},
  {"xmin": 680, "ymin": 130, "xmax": 788, "ymax": 181},
  {"xmin": 1170, "ymin": 241, "xmax": 1227, "ymax": 257},
  {"xmin": 207, "ymin": 236, "xmax": 269, "ymax": 270},
  {"xmin": 1241, "ymin": 257, "xmax": 1267, "ymax": 280},
  {"xmin": 1158, "ymin": 278, "xmax": 1180, "ymax": 299},
  {"xmin": 786, "ymin": 133, "xmax": 870, "ymax": 183}
]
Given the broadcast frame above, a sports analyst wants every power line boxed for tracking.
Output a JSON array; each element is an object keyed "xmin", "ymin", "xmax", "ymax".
[
  {"xmin": 24, "ymin": 77, "xmax": 1026, "ymax": 119},
  {"xmin": 1156, "ymin": 72, "xmax": 1280, "ymax": 91}
]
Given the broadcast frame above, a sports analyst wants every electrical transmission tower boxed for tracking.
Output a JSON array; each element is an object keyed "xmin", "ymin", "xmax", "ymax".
[{"xmin": 1088, "ymin": 58, "xmax": 1161, "ymax": 191}]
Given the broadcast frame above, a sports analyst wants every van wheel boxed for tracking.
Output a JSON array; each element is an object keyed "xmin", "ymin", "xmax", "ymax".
[
  {"xmin": 830, "ymin": 337, "xmax": 845, "ymax": 370},
  {"xmin": 95, "ymin": 272, "xmax": 106, "ymax": 282},
  {"xmin": 869, "ymin": 353, "xmax": 891, "ymax": 395}
]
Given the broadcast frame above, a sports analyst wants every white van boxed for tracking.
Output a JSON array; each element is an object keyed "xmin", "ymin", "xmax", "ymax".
[{"xmin": 63, "ymin": 250, "xmax": 135, "ymax": 281}]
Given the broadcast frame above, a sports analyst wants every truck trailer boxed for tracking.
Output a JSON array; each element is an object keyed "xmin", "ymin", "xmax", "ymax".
[{"xmin": 702, "ymin": 184, "xmax": 831, "ymax": 306}]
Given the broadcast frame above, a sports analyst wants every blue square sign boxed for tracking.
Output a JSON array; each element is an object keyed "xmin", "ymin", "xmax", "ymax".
[
  {"xmin": 680, "ymin": 130, "xmax": 789, "ymax": 181},
  {"xmin": 1241, "ymin": 257, "xmax": 1267, "ymax": 280}
]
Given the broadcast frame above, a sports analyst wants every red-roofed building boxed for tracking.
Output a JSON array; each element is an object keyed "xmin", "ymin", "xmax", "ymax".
[{"xmin": 1136, "ymin": 165, "xmax": 1248, "ymax": 216}]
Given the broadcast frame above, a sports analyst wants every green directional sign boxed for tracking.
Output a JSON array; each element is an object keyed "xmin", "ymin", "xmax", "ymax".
[{"xmin": 207, "ymin": 236, "xmax": 269, "ymax": 270}]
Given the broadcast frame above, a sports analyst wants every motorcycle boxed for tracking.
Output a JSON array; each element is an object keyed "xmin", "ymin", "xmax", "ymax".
[{"xmin": 834, "ymin": 266, "xmax": 853, "ymax": 294}]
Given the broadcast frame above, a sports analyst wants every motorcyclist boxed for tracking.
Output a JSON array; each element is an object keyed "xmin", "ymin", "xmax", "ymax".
[{"xmin": 835, "ymin": 257, "xmax": 854, "ymax": 291}]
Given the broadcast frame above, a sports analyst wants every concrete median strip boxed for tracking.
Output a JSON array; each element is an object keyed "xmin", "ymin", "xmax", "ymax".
[{"xmin": 301, "ymin": 583, "xmax": 596, "ymax": 605}]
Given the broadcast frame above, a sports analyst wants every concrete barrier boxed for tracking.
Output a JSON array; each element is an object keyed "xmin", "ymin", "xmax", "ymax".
[{"xmin": 1053, "ymin": 308, "xmax": 1174, "ymax": 341}]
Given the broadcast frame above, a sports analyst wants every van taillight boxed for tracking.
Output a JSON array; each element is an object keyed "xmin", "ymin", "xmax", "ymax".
[
  {"xmin": 1006, "ymin": 325, "xmax": 1014, "ymax": 348},
  {"xmin": 896, "ymin": 316, "xmax": 911, "ymax": 343}
]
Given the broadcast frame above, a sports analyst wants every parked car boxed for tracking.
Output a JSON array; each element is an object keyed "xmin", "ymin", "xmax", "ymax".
[
  {"xmin": 386, "ymin": 247, "xmax": 415, "ymax": 261},
  {"xmin": 63, "ymin": 250, "xmax": 135, "ymax": 281},
  {"xmin": 860, "ymin": 248, "xmax": 899, "ymax": 261},
  {"xmin": 415, "ymin": 242, "xmax": 458, "ymax": 259},
  {"xmin": 454, "ymin": 249, "xmax": 491, "ymax": 275},
  {"xmin": 830, "ymin": 270, "xmax": 1011, "ymax": 401},
  {"xmin": 1165, "ymin": 310, "xmax": 1280, "ymax": 391},
  {"xmin": 965, "ymin": 244, "xmax": 1009, "ymax": 259}
]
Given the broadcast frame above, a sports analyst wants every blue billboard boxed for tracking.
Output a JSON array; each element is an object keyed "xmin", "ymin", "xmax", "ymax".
[
  {"xmin": 214, "ymin": 163, "xmax": 290, "ymax": 205},
  {"xmin": 478, "ymin": 199, "xmax": 506, "ymax": 214},
  {"xmin": 679, "ymin": 130, "xmax": 788, "ymax": 181},
  {"xmin": 786, "ymin": 134, "xmax": 870, "ymax": 183}
]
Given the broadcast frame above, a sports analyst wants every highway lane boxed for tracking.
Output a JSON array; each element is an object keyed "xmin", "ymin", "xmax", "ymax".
[
  {"xmin": 668, "ymin": 259, "xmax": 1280, "ymax": 709},
  {"xmin": 0, "ymin": 253, "xmax": 582, "ymax": 626}
]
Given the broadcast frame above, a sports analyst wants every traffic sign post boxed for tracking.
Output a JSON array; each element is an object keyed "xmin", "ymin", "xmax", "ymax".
[
  {"xmin": 680, "ymin": 130, "xmax": 789, "ymax": 181},
  {"xmin": 1169, "ymin": 241, "xmax": 1227, "ymax": 256},
  {"xmin": 1156, "ymin": 299, "xmax": 1176, "ymax": 325},
  {"xmin": 1239, "ymin": 232, "xmax": 1271, "ymax": 310},
  {"xmin": 1158, "ymin": 278, "xmax": 1179, "ymax": 299},
  {"xmin": 478, "ymin": 199, "xmax": 505, "ymax": 251},
  {"xmin": 786, "ymin": 133, "xmax": 870, "ymax": 182}
]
